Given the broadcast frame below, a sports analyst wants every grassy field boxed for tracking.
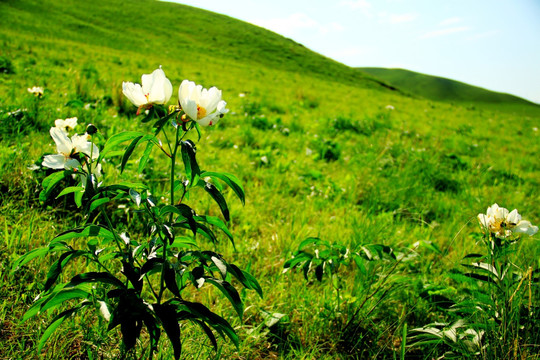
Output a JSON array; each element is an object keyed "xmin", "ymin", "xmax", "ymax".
[{"xmin": 1, "ymin": 0, "xmax": 539, "ymax": 359}]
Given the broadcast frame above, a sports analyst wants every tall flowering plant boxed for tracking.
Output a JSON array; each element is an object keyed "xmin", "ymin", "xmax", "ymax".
[
  {"xmin": 410, "ymin": 204, "xmax": 538, "ymax": 357},
  {"xmin": 16, "ymin": 67, "xmax": 261, "ymax": 359}
]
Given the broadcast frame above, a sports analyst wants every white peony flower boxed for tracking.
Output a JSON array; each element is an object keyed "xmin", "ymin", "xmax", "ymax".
[
  {"xmin": 42, "ymin": 128, "xmax": 99, "ymax": 170},
  {"xmin": 54, "ymin": 117, "xmax": 78, "ymax": 133},
  {"xmin": 122, "ymin": 66, "xmax": 173, "ymax": 109},
  {"xmin": 27, "ymin": 86, "xmax": 44, "ymax": 97},
  {"xmin": 178, "ymin": 80, "xmax": 229, "ymax": 126},
  {"xmin": 478, "ymin": 203, "xmax": 538, "ymax": 237}
]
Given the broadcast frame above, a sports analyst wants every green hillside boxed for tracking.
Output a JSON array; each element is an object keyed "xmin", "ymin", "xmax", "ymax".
[
  {"xmin": 359, "ymin": 67, "xmax": 539, "ymax": 106},
  {"xmin": 1, "ymin": 0, "xmax": 539, "ymax": 359}
]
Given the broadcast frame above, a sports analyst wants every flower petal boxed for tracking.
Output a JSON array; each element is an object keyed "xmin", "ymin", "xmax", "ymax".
[
  {"xmin": 514, "ymin": 220, "xmax": 539, "ymax": 236},
  {"xmin": 50, "ymin": 127, "xmax": 73, "ymax": 156},
  {"xmin": 506, "ymin": 209, "xmax": 522, "ymax": 225},
  {"xmin": 122, "ymin": 82, "xmax": 147, "ymax": 107},
  {"xmin": 42, "ymin": 154, "xmax": 67, "ymax": 169}
]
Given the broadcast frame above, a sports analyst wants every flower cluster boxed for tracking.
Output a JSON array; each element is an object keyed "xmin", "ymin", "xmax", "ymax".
[
  {"xmin": 122, "ymin": 67, "xmax": 228, "ymax": 126},
  {"xmin": 478, "ymin": 203, "xmax": 538, "ymax": 238}
]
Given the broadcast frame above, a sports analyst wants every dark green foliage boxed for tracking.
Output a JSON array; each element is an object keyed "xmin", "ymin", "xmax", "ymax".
[{"xmin": 0, "ymin": 55, "xmax": 14, "ymax": 74}]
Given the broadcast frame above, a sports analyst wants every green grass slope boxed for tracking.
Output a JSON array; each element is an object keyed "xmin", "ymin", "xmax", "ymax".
[
  {"xmin": 0, "ymin": 0, "xmax": 539, "ymax": 359},
  {"xmin": 0, "ymin": 0, "xmax": 392, "ymax": 91},
  {"xmin": 359, "ymin": 67, "xmax": 539, "ymax": 107}
]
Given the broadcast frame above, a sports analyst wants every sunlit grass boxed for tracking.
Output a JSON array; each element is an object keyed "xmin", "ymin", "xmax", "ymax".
[{"xmin": 1, "ymin": 0, "xmax": 539, "ymax": 358}]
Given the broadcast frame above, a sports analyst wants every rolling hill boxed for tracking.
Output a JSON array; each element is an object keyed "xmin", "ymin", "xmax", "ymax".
[{"xmin": 358, "ymin": 67, "xmax": 538, "ymax": 106}]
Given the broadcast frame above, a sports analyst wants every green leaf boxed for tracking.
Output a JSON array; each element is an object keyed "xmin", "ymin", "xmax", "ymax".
[
  {"xmin": 99, "ymin": 131, "xmax": 144, "ymax": 161},
  {"xmin": 52, "ymin": 225, "xmax": 115, "ymax": 244},
  {"xmin": 65, "ymin": 99, "xmax": 84, "ymax": 108},
  {"xmin": 67, "ymin": 272, "xmax": 125, "ymax": 288},
  {"xmin": 194, "ymin": 320, "xmax": 218, "ymax": 350},
  {"xmin": 56, "ymin": 186, "xmax": 85, "ymax": 199},
  {"xmin": 164, "ymin": 261, "xmax": 181, "ymax": 298},
  {"xmin": 180, "ymin": 140, "xmax": 200, "ymax": 185},
  {"xmin": 140, "ymin": 258, "xmax": 164, "ymax": 277},
  {"xmin": 203, "ymin": 182, "xmax": 229, "ymax": 221},
  {"xmin": 89, "ymin": 197, "xmax": 110, "ymax": 213},
  {"xmin": 138, "ymin": 141, "xmax": 155, "ymax": 173},
  {"xmin": 175, "ymin": 300, "xmax": 239, "ymax": 348},
  {"xmin": 74, "ymin": 189, "xmax": 84, "ymax": 207},
  {"xmin": 170, "ymin": 236, "xmax": 198, "ymax": 249},
  {"xmin": 140, "ymin": 106, "xmax": 156, "ymax": 123},
  {"xmin": 37, "ymin": 304, "xmax": 88, "ymax": 353},
  {"xmin": 162, "ymin": 204, "xmax": 197, "ymax": 236},
  {"xmin": 239, "ymin": 267, "xmax": 263, "ymax": 297},
  {"xmin": 195, "ymin": 215, "xmax": 234, "ymax": 245},
  {"xmin": 45, "ymin": 250, "xmax": 89, "ymax": 291},
  {"xmin": 12, "ymin": 247, "xmax": 48, "ymax": 271},
  {"xmin": 200, "ymin": 171, "xmax": 245, "ymax": 205},
  {"xmin": 121, "ymin": 261, "xmax": 143, "ymax": 292},
  {"xmin": 283, "ymin": 252, "xmax": 312, "ymax": 270},
  {"xmin": 41, "ymin": 171, "xmax": 66, "ymax": 199},
  {"xmin": 120, "ymin": 135, "xmax": 143, "ymax": 173},
  {"xmin": 154, "ymin": 304, "xmax": 182, "ymax": 359},
  {"xmin": 205, "ymin": 278, "xmax": 243, "ymax": 319},
  {"xmin": 153, "ymin": 109, "xmax": 179, "ymax": 136},
  {"xmin": 297, "ymin": 237, "xmax": 326, "ymax": 250},
  {"xmin": 24, "ymin": 288, "xmax": 91, "ymax": 322}
]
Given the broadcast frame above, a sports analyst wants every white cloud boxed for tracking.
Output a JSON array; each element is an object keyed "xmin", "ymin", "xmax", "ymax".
[
  {"xmin": 251, "ymin": 13, "xmax": 344, "ymax": 38},
  {"xmin": 340, "ymin": 0, "xmax": 372, "ymax": 16},
  {"xmin": 439, "ymin": 17, "xmax": 462, "ymax": 26},
  {"xmin": 421, "ymin": 26, "xmax": 471, "ymax": 39}
]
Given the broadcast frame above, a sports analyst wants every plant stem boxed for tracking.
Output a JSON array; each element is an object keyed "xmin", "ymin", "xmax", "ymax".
[{"xmin": 158, "ymin": 125, "xmax": 182, "ymax": 304}]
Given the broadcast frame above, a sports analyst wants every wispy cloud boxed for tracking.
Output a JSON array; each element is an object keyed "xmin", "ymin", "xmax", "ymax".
[
  {"xmin": 340, "ymin": 0, "xmax": 372, "ymax": 16},
  {"xmin": 251, "ymin": 13, "xmax": 344, "ymax": 38},
  {"xmin": 439, "ymin": 17, "xmax": 462, "ymax": 26},
  {"xmin": 421, "ymin": 26, "xmax": 470, "ymax": 39}
]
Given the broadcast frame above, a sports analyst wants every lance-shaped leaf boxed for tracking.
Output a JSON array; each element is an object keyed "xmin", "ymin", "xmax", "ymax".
[
  {"xmin": 67, "ymin": 272, "xmax": 125, "ymax": 289},
  {"xmin": 120, "ymin": 135, "xmax": 143, "ymax": 173},
  {"xmin": 164, "ymin": 261, "xmax": 181, "ymax": 298},
  {"xmin": 195, "ymin": 215, "xmax": 234, "ymax": 245},
  {"xmin": 89, "ymin": 197, "xmax": 110, "ymax": 213},
  {"xmin": 161, "ymin": 204, "xmax": 197, "ymax": 236},
  {"xmin": 52, "ymin": 225, "xmax": 115, "ymax": 244},
  {"xmin": 23, "ymin": 287, "xmax": 91, "ymax": 322},
  {"xmin": 37, "ymin": 304, "xmax": 90, "ymax": 353},
  {"xmin": 153, "ymin": 109, "xmax": 179, "ymax": 136},
  {"xmin": 203, "ymin": 182, "xmax": 229, "ymax": 221},
  {"xmin": 56, "ymin": 186, "xmax": 85, "ymax": 199},
  {"xmin": 12, "ymin": 247, "xmax": 49, "ymax": 271},
  {"xmin": 138, "ymin": 141, "xmax": 155, "ymax": 173},
  {"xmin": 45, "ymin": 250, "xmax": 90, "ymax": 291},
  {"xmin": 227, "ymin": 264, "xmax": 263, "ymax": 297},
  {"xmin": 174, "ymin": 300, "xmax": 239, "ymax": 348},
  {"xmin": 205, "ymin": 278, "xmax": 243, "ymax": 319},
  {"xmin": 180, "ymin": 140, "xmax": 200, "ymax": 185},
  {"xmin": 40, "ymin": 170, "xmax": 67, "ymax": 201},
  {"xmin": 154, "ymin": 303, "xmax": 182, "ymax": 359},
  {"xmin": 99, "ymin": 131, "xmax": 144, "ymax": 161},
  {"xmin": 194, "ymin": 320, "xmax": 218, "ymax": 350},
  {"xmin": 200, "ymin": 171, "xmax": 245, "ymax": 205}
]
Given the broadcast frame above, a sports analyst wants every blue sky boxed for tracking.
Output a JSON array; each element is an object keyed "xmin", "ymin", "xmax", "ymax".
[{"xmin": 170, "ymin": 0, "xmax": 540, "ymax": 104}]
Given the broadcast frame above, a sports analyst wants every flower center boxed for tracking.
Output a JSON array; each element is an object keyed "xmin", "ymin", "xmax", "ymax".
[{"xmin": 197, "ymin": 105, "xmax": 207, "ymax": 119}]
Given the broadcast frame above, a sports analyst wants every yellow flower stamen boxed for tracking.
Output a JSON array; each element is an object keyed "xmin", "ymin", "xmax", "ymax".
[{"xmin": 197, "ymin": 105, "xmax": 207, "ymax": 119}]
